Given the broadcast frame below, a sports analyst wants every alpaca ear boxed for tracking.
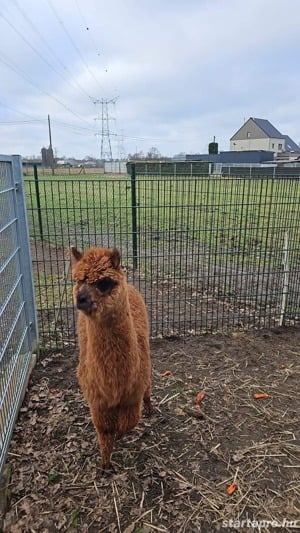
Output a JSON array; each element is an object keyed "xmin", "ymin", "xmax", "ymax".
[
  {"xmin": 70, "ymin": 246, "xmax": 83, "ymax": 264},
  {"xmin": 110, "ymin": 248, "xmax": 121, "ymax": 269}
]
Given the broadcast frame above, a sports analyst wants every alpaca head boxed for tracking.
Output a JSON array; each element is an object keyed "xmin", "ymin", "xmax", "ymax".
[{"xmin": 70, "ymin": 246, "xmax": 125, "ymax": 318}]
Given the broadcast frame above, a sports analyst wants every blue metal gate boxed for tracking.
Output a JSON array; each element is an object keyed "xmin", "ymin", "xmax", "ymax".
[{"xmin": 0, "ymin": 155, "xmax": 38, "ymax": 474}]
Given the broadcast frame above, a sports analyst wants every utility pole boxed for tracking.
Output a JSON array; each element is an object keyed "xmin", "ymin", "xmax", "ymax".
[
  {"xmin": 94, "ymin": 97, "xmax": 118, "ymax": 161},
  {"xmin": 48, "ymin": 114, "xmax": 55, "ymax": 175}
]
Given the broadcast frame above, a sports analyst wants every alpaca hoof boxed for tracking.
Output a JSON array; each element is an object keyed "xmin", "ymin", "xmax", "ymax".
[{"xmin": 101, "ymin": 462, "xmax": 116, "ymax": 476}]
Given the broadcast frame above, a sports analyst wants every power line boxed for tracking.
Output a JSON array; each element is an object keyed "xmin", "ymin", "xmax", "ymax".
[
  {"xmin": 0, "ymin": 118, "xmax": 99, "ymax": 139},
  {"xmin": 46, "ymin": 0, "xmax": 104, "ymax": 93},
  {"xmin": 73, "ymin": 0, "xmax": 119, "ymax": 95},
  {"xmin": 0, "ymin": 117, "xmax": 93, "ymax": 132},
  {"xmin": 51, "ymin": 119, "xmax": 98, "ymax": 133},
  {"xmin": 0, "ymin": 101, "xmax": 98, "ymax": 132},
  {"xmin": 0, "ymin": 50, "xmax": 95, "ymax": 127},
  {"xmin": 110, "ymin": 132, "xmax": 180, "ymax": 143},
  {"xmin": 0, "ymin": 110, "xmax": 180, "ymax": 144},
  {"xmin": 0, "ymin": 100, "xmax": 43, "ymax": 120},
  {"xmin": 116, "ymin": 129, "xmax": 126, "ymax": 160},
  {"xmin": 11, "ymin": 0, "xmax": 96, "ymax": 100},
  {"xmin": 1, "ymin": 6, "xmax": 95, "ymax": 101},
  {"xmin": 0, "ymin": 119, "xmax": 46, "ymax": 125},
  {"xmin": 74, "ymin": 0, "xmax": 101, "ymax": 57}
]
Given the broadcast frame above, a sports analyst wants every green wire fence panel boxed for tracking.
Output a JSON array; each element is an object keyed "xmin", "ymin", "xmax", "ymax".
[{"xmin": 25, "ymin": 167, "xmax": 300, "ymax": 349}]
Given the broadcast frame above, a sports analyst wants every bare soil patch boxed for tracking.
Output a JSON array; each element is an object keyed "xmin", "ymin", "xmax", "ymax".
[{"xmin": 2, "ymin": 327, "xmax": 300, "ymax": 532}]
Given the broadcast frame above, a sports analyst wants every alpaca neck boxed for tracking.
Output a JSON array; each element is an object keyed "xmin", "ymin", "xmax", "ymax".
[{"xmin": 86, "ymin": 291, "xmax": 136, "ymax": 348}]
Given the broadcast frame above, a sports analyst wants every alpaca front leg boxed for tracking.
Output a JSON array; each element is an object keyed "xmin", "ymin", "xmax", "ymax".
[
  {"xmin": 97, "ymin": 430, "xmax": 116, "ymax": 471},
  {"xmin": 143, "ymin": 389, "xmax": 153, "ymax": 416}
]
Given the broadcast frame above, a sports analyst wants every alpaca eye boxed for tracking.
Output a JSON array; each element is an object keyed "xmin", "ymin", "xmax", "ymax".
[{"xmin": 94, "ymin": 278, "xmax": 115, "ymax": 293}]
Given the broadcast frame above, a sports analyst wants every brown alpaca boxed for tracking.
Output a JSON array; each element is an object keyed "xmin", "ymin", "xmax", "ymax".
[{"xmin": 70, "ymin": 246, "xmax": 152, "ymax": 470}]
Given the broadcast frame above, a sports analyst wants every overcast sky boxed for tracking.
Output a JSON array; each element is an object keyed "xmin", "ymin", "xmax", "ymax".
[{"xmin": 0, "ymin": 0, "xmax": 299, "ymax": 159}]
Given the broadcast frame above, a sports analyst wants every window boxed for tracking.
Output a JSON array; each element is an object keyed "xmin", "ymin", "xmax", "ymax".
[
  {"xmin": 272, "ymin": 143, "xmax": 275, "ymax": 149},
  {"xmin": 247, "ymin": 132, "xmax": 252, "ymax": 138},
  {"xmin": 278, "ymin": 143, "xmax": 282, "ymax": 150}
]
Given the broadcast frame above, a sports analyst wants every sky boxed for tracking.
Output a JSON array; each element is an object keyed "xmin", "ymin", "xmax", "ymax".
[{"xmin": 0, "ymin": 0, "xmax": 300, "ymax": 160}]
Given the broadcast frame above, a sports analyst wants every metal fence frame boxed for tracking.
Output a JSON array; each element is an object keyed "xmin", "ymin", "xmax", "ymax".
[
  {"xmin": 0, "ymin": 155, "xmax": 38, "ymax": 475},
  {"xmin": 25, "ymin": 165, "xmax": 300, "ymax": 349}
]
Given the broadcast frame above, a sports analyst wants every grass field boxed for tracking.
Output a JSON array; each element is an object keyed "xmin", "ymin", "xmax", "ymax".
[
  {"xmin": 25, "ymin": 173, "xmax": 300, "ymax": 268},
  {"xmin": 24, "ymin": 173, "xmax": 300, "ymax": 341}
]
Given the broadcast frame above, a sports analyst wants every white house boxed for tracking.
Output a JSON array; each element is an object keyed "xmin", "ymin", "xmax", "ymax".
[{"xmin": 230, "ymin": 118, "xmax": 300, "ymax": 154}]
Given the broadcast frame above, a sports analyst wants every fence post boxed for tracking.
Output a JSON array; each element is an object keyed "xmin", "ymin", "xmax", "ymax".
[
  {"xmin": 130, "ymin": 163, "xmax": 138, "ymax": 269},
  {"xmin": 33, "ymin": 164, "xmax": 44, "ymax": 241},
  {"xmin": 279, "ymin": 232, "xmax": 289, "ymax": 327}
]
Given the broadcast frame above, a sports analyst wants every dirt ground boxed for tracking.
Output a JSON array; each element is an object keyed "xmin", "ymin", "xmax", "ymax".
[{"xmin": 2, "ymin": 327, "xmax": 300, "ymax": 533}]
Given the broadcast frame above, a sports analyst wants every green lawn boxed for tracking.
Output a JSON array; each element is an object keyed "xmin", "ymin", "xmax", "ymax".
[
  {"xmin": 25, "ymin": 174, "xmax": 300, "ymax": 274},
  {"xmin": 24, "ymin": 174, "xmax": 300, "ymax": 341}
]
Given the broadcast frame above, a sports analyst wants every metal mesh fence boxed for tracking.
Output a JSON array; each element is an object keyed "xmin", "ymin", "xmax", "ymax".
[
  {"xmin": 0, "ymin": 155, "xmax": 38, "ymax": 474},
  {"xmin": 25, "ymin": 169, "xmax": 300, "ymax": 349}
]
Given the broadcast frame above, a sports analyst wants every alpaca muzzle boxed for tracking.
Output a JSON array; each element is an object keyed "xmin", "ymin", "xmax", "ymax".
[{"xmin": 76, "ymin": 289, "xmax": 96, "ymax": 313}]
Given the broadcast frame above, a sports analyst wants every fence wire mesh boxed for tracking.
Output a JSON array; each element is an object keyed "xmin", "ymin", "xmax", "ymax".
[
  {"xmin": 24, "ymin": 170, "xmax": 300, "ymax": 349},
  {"xmin": 0, "ymin": 155, "xmax": 38, "ymax": 474}
]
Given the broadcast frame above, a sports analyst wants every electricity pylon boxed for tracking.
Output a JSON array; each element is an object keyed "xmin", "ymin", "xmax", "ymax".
[
  {"xmin": 94, "ymin": 97, "xmax": 118, "ymax": 160},
  {"xmin": 117, "ymin": 129, "xmax": 126, "ymax": 160}
]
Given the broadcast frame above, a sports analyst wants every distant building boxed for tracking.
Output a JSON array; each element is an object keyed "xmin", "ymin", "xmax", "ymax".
[
  {"xmin": 56, "ymin": 159, "xmax": 75, "ymax": 167},
  {"xmin": 173, "ymin": 153, "xmax": 186, "ymax": 162},
  {"xmin": 41, "ymin": 146, "xmax": 54, "ymax": 167},
  {"xmin": 230, "ymin": 117, "xmax": 300, "ymax": 154},
  {"xmin": 186, "ymin": 150, "xmax": 274, "ymax": 164},
  {"xmin": 275, "ymin": 151, "xmax": 300, "ymax": 165}
]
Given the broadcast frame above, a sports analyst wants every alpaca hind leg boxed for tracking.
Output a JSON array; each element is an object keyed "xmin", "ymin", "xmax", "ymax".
[
  {"xmin": 143, "ymin": 388, "xmax": 153, "ymax": 416},
  {"xmin": 97, "ymin": 430, "xmax": 116, "ymax": 471},
  {"xmin": 117, "ymin": 405, "xmax": 141, "ymax": 438}
]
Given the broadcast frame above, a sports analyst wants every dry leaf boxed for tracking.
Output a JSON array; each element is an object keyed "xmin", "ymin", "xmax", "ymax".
[
  {"xmin": 226, "ymin": 483, "xmax": 238, "ymax": 495},
  {"xmin": 254, "ymin": 392, "xmax": 269, "ymax": 400},
  {"xmin": 123, "ymin": 525, "xmax": 135, "ymax": 533},
  {"xmin": 174, "ymin": 407, "xmax": 187, "ymax": 416},
  {"xmin": 161, "ymin": 370, "xmax": 172, "ymax": 377},
  {"xmin": 195, "ymin": 391, "xmax": 205, "ymax": 405}
]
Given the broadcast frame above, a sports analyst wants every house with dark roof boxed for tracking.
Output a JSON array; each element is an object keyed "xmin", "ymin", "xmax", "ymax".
[{"xmin": 230, "ymin": 117, "xmax": 300, "ymax": 154}]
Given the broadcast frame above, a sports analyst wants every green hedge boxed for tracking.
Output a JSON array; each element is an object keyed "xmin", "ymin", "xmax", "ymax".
[{"xmin": 126, "ymin": 160, "xmax": 211, "ymax": 175}]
